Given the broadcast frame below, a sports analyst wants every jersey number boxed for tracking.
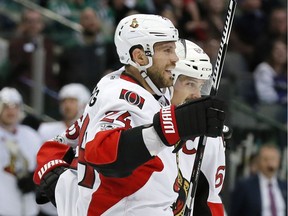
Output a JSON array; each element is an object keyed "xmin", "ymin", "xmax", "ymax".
[
  {"xmin": 215, "ymin": 165, "xmax": 225, "ymax": 188},
  {"xmin": 78, "ymin": 115, "xmax": 96, "ymax": 188},
  {"xmin": 77, "ymin": 111, "xmax": 132, "ymax": 188},
  {"xmin": 101, "ymin": 111, "xmax": 132, "ymax": 129}
]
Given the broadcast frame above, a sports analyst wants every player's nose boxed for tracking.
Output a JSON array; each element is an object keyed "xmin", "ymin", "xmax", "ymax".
[{"xmin": 171, "ymin": 51, "xmax": 179, "ymax": 63}]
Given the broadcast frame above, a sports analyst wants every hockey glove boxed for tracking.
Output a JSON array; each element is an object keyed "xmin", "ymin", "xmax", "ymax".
[
  {"xmin": 33, "ymin": 141, "xmax": 75, "ymax": 206},
  {"xmin": 153, "ymin": 96, "xmax": 226, "ymax": 146},
  {"xmin": 35, "ymin": 186, "xmax": 49, "ymax": 204},
  {"xmin": 36, "ymin": 166, "xmax": 67, "ymax": 206}
]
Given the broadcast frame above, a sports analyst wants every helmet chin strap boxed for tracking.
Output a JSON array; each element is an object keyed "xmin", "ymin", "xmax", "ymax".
[
  {"xmin": 140, "ymin": 69, "xmax": 166, "ymax": 96},
  {"xmin": 131, "ymin": 56, "xmax": 166, "ymax": 96}
]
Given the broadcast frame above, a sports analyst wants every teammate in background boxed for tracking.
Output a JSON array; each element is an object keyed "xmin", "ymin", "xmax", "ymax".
[
  {"xmin": 38, "ymin": 83, "xmax": 91, "ymax": 140},
  {"xmin": 0, "ymin": 87, "xmax": 41, "ymax": 215},
  {"xmin": 34, "ymin": 14, "xmax": 226, "ymax": 215},
  {"xmin": 37, "ymin": 83, "xmax": 90, "ymax": 216},
  {"xmin": 171, "ymin": 39, "xmax": 226, "ymax": 216}
]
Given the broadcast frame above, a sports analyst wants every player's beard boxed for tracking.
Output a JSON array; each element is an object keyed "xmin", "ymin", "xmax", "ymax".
[
  {"xmin": 147, "ymin": 69, "xmax": 173, "ymax": 88},
  {"xmin": 61, "ymin": 107, "xmax": 78, "ymax": 122},
  {"xmin": 0, "ymin": 112, "xmax": 19, "ymax": 127}
]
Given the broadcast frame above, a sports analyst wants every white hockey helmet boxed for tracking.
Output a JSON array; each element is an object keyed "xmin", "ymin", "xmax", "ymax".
[
  {"xmin": 114, "ymin": 14, "xmax": 179, "ymax": 67},
  {"xmin": 173, "ymin": 39, "xmax": 212, "ymax": 85},
  {"xmin": 59, "ymin": 83, "xmax": 91, "ymax": 107},
  {"xmin": 0, "ymin": 87, "xmax": 23, "ymax": 113}
]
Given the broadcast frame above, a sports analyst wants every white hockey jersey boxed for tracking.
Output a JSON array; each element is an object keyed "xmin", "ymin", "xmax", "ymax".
[
  {"xmin": 77, "ymin": 68, "xmax": 176, "ymax": 216},
  {"xmin": 53, "ymin": 68, "xmax": 176, "ymax": 216},
  {"xmin": 172, "ymin": 137, "xmax": 225, "ymax": 216},
  {"xmin": 0, "ymin": 124, "xmax": 41, "ymax": 216}
]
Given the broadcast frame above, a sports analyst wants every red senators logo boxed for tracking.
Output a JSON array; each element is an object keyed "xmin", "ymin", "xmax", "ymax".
[{"xmin": 120, "ymin": 89, "xmax": 145, "ymax": 109}]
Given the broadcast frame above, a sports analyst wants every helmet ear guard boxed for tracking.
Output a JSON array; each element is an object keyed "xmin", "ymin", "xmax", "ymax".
[{"xmin": 173, "ymin": 39, "xmax": 212, "ymax": 85}]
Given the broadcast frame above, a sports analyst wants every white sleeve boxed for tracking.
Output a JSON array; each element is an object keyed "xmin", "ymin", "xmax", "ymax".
[
  {"xmin": 53, "ymin": 117, "xmax": 83, "ymax": 149},
  {"xmin": 142, "ymin": 126, "xmax": 167, "ymax": 156}
]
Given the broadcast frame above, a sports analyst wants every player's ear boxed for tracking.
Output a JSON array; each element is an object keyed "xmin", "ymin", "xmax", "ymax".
[{"xmin": 131, "ymin": 47, "xmax": 148, "ymax": 66}]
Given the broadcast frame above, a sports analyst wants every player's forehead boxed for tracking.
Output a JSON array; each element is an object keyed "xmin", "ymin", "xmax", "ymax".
[
  {"xmin": 154, "ymin": 41, "xmax": 176, "ymax": 50},
  {"xmin": 1, "ymin": 103, "xmax": 21, "ymax": 111},
  {"xmin": 60, "ymin": 97, "xmax": 78, "ymax": 102},
  {"xmin": 0, "ymin": 103, "xmax": 20, "ymax": 115},
  {"xmin": 178, "ymin": 75, "xmax": 205, "ymax": 84}
]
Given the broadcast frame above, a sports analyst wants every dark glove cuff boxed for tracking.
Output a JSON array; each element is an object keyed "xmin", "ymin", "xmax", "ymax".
[{"xmin": 39, "ymin": 166, "xmax": 67, "ymax": 207}]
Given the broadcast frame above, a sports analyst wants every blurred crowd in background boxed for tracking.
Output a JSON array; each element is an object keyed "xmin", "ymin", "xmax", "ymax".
[{"xmin": 0, "ymin": 0, "xmax": 286, "ymax": 215}]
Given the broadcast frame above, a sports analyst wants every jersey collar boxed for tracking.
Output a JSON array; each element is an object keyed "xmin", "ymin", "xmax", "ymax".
[{"xmin": 120, "ymin": 71, "xmax": 144, "ymax": 88}]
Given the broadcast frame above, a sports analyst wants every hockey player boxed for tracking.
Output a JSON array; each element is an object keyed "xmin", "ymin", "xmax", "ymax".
[
  {"xmin": 0, "ymin": 87, "xmax": 41, "ymax": 215},
  {"xmin": 171, "ymin": 39, "xmax": 226, "ymax": 216},
  {"xmin": 33, "ymin": 14, "xmax": 226, "ymax": 215},
  {"xmin": 38, "ymin": 83, "xmax": 91, "ymax": 141},
  {"xmin": 37, "ymin": 83, "xmax": 90, "ymax": 216}
]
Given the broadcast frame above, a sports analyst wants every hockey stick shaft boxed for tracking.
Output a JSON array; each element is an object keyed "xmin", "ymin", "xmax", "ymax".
[
  {"xmin": 184, "ymin": 1, "xmax": 237, "ymax": 215},
  {"xmin": 210, "ymin": 1, "xmax": 237, "ymax": 96}
]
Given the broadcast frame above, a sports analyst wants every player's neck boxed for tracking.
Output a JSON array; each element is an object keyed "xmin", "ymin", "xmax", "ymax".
[
  {"xmin": 125, "ymin": 66, "xmax": 155, "ymax": 94},
  {"xmin": 0, "ymin": 122, "xmax": 17, "ymax": 133}
]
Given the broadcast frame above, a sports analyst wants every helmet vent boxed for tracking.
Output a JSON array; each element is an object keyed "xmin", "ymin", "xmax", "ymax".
[{"xmin": 149, "ymin": 32, "xmax": 168, "ymax": 37}]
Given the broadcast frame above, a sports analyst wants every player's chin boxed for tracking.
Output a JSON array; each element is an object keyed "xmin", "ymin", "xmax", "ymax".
[
  {"xmin": 156, "ymin": 71, "xmax": 173, "ymax": 88},
  {"xmin": 187, "ymin": 95, "xmax": 200, "ymax": 101},
  {"xmin": 163, "ymin": 77, "xmax": 173, "ymax": 87}
]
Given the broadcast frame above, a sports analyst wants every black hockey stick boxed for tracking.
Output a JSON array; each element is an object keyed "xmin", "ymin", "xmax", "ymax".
[{"xmin": 184, "ymin": 1, "xmax": 237, "ymax": 215}]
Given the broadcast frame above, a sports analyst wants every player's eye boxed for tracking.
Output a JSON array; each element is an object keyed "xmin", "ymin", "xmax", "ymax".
[
  {"xmin": 164, "ymin": 48, "xmax": 172, "ymax": 53},
  {"xmin": 186, "ymin": 81, "xmax": 203, "ymax": 90},
  {"xmin": 186, "ymin": 81, "xmax": 197, "ymax": 87}
]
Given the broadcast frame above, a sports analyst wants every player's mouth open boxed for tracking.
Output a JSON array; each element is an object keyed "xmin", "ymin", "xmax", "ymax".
[{"xmin": 165, "ymin": 70, "xmax": 172, "ymax": 75}]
